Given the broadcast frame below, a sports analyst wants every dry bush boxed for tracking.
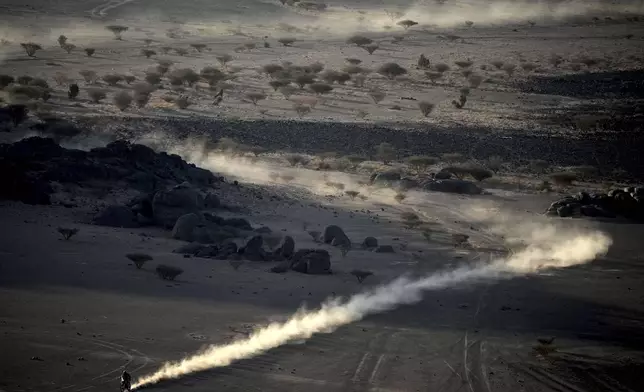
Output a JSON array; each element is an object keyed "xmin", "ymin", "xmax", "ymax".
[
  {"xmin": 62, "ymin": 43, "xmax": 76, "ymax": 54},
  {"xmin": 141, "ymin": 49, "xmax": 156, "ymax": 58},
  {"xmin": 378, "ymin": 63, "xmax": 407, "ymax": 79},
  {"xmin": 407, "ymin": 155, "xmax": 438, "ymax": 172},
  {"xmin": 345, "ymin": 190, "xmax": 360, "ymax": 200},
  {"xmin": 293, "ymin": 103, "xmax": 311, "ymax": 116},
  {"xmin": 156, "ymin": 264, "xmax": 183, "ymax": 280},
  {"xmin": 246, "ymin": 91, "xmax": 267, "ymax": 105},
  {"xmin": 216, "ymin": 53, "xmax": 233, "ymax": 68},
  {"xmin": 502, "ymin": 63, "xmax": 516, "ymax": 76},
  {"xmin": 346, "ymin": 58, "xmax": 362, "ymax": 65},
  {"xmin": 285, "ymin": 153, "xmax": 310, "ymax": 167},
  {"xmin": 452, "ymin": 233, "xmax": 469, "ymax": 246},
  {"xmin": 262, "ymin": 63, "xmax": 284, "ymax": 76},
  {"xmin": 521, "ymin": 62, "xmax": 537, "ymax": 72},
  {"xmin": 418, "ymin": 101, "xmax": 435, "ymax": 117},
  {"xmin": 84, "ymin": 48, "xmax": 95, "ymax": 57},
  {"xmin": 170, "ymin": 68, "xmax": 200, "ymax": 86},
  {"xmin": 175, "ymin": 95, "xmax": 191, "ymax": 109},
  {"xmin": 244, "ymin": 42, "xmax": 257, "ymax": 51},
  {"xmin": 121, "ymin": 75, "xmax": 135, "ymax": 85},
  {"xmin": 452, "ymin": 93, "xmax": 467, "ymax": 109},
  {"xmin": 279, "ymin": 85, "xmax": 296, "ymax": 99},
  {"xmin": 126, "ymin": 253, "xmax": 153, "ymax": 269},
  {"xmin": 200, "ymin": 66, "xmax": 225, "ymax": 87},
  {"xmin": 308, "ymin": 61, "xmax": 325, "ymax": 74},
  {"xmin": 397, "ymin": 20, "xmax": 418, "ymax": 29},
  {"xmin": 133, "ymin": 82, "xmax": 156, "ymax": 96},
  {"xmin": 57, "ymin": 227, "xmax": 79, "ymax": 240},
  {"xmin": 175, "ymin": 47, "xmax": 189, "ymax": 56},
  {"xmin": 155, "ymin": 60, "xmax": 173, "ymax": 75},
  {"xmin": 106, "ymin": 25, "xmax": 128, "ymax": 40},
  {"xmin": 190, "ymin": 43, "xmax": 207, "ymax": 52},
  {"xmin": 369, "ymin": 88, "xmax": 386, "ymax": 104},
  {"xmin": 550, "ymin": 172, "xmax": 576, "ymax": 186},
  {"xmin": 347, "ymin": 35, "xmax": 373, "ymax": 46},
  {"xmin": 6, "ymin": 85, "xmax": 46, "ymax": 101},
  {"xmin": 57, "ymin": 35, "xmax": 67, "ymax": 47},
  {"xmin": 269, "ymin": 79, "xmax": 290, "ymax": 91},
  {"xmin": 87, "ymin": 88, "xmax": 107, "ymax": 103},
  {"xmin": 53, "ymin": 72, "xmax": 70, "ymax": 86},
  {"xmin": 0, "ymin": 74, "xmax": 14, "ymax": 89},
  {"xmin": 29, "ymin": 78, "xmax": 49, "ymax": 89},
  {"xmin": 422, "ymin": 73, "xmax": 444, "ymax": 87},
  {"xmin": 491, "ymin": 60, "xmax": 504, "ymax": 69},
  {"xmin": 351, "ymin": 269, "xmax": 373, "ymax": 283},
  {"xmin": 278, "ymin": 37, "xmax": 296, "ymax": 47},
  {"xmin": 468, "ymin": 74, "xmax": 484, "ymax": 88},
  {"xmin": 309, "ymin": 83, "xmax": 333, "ymax": 95},
  {"xmin": 17, "ymin": 76, "xmax": 32, "ymax": 85},
  {"xmin": 79, "ymin": 70, "xmax": 98, "ymax": 84},
  {"xmin": 401, "ymin": 212, "xmax": 421, "ymax": 228},
  {"xmin": 21, "ymin": 42, "xmax": 42, "ymax": 57},
  {"xmin": 352, "ymin": 74, "xmax": 367, "ymax": 87},
  {"xmin": 294, "ymin": 74, "xmax": 316, "ymax": 89},
  {"xmin": 133, "ymin": 91, "xmax": 151, "ymax": 108},
  {"xmin": 362, "ymin": 44, "xmax": 379, "ymax": 55},
  {"xmin": 113, "ymin": 91, "xmax": 132, "ymax": 111},
  {"xmin": 433, "ymin": 63, "xmax": 450, "ymax": 73},
  {"xmin": 376, "ymin": 142, "xmax": 396, "ymax": 164},
  {"xmin": 443, "ymin": 164, "xmax": 492, "ymax": 181},
  {"xmin": 454, "ymin": 60, "xmax": 473, "ymax": 69},
  {"xmin": 392, "ymin": 34, "xmax": 405, "ymax": 43},
  {"xmin": 103, "ymin": 74, "xmax": 123, "ymax": 86}
]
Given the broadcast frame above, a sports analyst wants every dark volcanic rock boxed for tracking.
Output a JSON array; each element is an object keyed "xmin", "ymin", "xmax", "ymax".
[
  {"xmin": 423, "ymin": 179, "xmax": 482, "ymax": 195},
  {"xmin": 290, "ymin": 249, "xmax": 331, "ymax": 275},
  {"xmin": 171, "ymin": 212, "xmax": 241, "ymax": 243},
  {"xmin": 93, "ymin": 205, "xmax": 139, "ymax": 228},
  {"xmin": 323, "ymin": 225, "xmax": 351, "ymax": 247},
  {"xmin": 152, "ymin": 183, "xmax": 205, "ymax": 228},
  {"xmin": 547, "ymin": 187, "xmax": 644, "ymax": 222},
  {"xmin": 374, "ymin": 245, "xmax": 395, "ymax": 253},
  {"xmin": 362, "ymin": 236, "xmax": 378, "ymax": 249}
]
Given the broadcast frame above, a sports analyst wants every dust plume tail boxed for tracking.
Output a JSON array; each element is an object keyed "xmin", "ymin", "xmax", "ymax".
[{"xmin": 132, "ymin": 228, "xmax": 611, "ymax": 389}]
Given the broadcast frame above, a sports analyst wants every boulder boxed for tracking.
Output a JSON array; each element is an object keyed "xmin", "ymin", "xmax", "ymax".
[
  {"xmin": 241, "ymin": 235, "xmax": 265, "ymax": 261},
  {"xmin": 424, "ymin": 179, "xmax": 482, "ymax": 195},
  {"xmin": 216, "ymin": 240, "xmax": 238, "ymax": 259},
  {"xmin": 204, "ymin": 192, "xmax": 221, "ymax": 209},
  {"xmin": 171, "ymin": 212, "xmax": 239, "ymax": 244},
  {"xmin": 374, "ymin": 245, "xmax": 395, "ymax": 253},
  {"xmin": 433, "ymin": 170, "xmax": 452, "ymax": 180},
  {"xmin": 92, "ymin": 205, "xmax": 139, "ymax": 228},
  {"xmin": 275, "ymin": 236, "xmax": 295, "ymax": 259},
  {"xmin": 152, "ymin": 183, "xmax": 205, "ymax": 228},
  {"xmin": 556, "ymin": 205, "xmax": 573, "ymax": 217},
  {"xmin": 361, "ymin": 236, "xmax": 378, "ymax": 249},
  {"xmin": 323, "ymin": 225, "xmax": 351, "ymax": 247},
  {"xmin": 290, "ymin": 249, "xmax": 331, "ymax": 275}
]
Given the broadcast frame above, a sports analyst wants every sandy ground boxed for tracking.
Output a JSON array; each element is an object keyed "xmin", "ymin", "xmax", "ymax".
[{"xmin": 2, "ymin": 1, "xmax": 644, "ymax": 391}]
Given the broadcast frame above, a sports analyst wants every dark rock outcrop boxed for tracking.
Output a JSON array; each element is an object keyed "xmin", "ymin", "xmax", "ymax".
[
  {"xmin": 323, "ymin": 225, "xmax": 351, "ymax": 247},
  {"xmin": 546, "ymin": 187, "xmax": 644, "ymax": 222},
  {"xmin": 423, "ymin": 179, "xmax": 482, "ymax": 195},
  {"xmin": 290, "ymin": 249, "xmax": 331, "ymax": 274},
  {"xmin": 361, "ymin": 236, "xmax": 378, "ymax": 249}
]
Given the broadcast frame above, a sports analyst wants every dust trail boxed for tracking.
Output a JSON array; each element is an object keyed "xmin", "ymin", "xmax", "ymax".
[{"xmin": 132, "ymin": 225, "xmax": 610, "ymax": 389}]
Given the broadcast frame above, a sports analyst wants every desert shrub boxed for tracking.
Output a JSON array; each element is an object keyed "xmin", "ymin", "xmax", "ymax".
[
  {"xmin": 550, "ymin": 172, "xmax": 576, "ymax": 186},
  {"xmin": 461, "ymin": 69, "xmax": 473, "ymax": 79},
  {"xmin": 132, "ymin": 82, "xmax": 156, "ymax": 95},
  {"xmin": 491, "ymin": 60, "xmax": 504, "ymax": 69},
  {"xmin": 262, "ymin": 63, "xmax": 284, "ymax": 77},
  {"xmin": 175, "ymin": 47, "xmax": 189, "ymax": 56},
  {"xmin": 376, "ymin": 142, "xmax": 396, "ymax": 164},
  {"xmin": 156, "ymin": 264, "xmax": 183, "ymax": 280},
  {"xmin": 84, "ymin": 48, "xmax": 95, "ymax": 57},
  {"xmin": 87, "ymin": 88, "xmax": 107, "ymax": 103},
  {"xmin": 79, "ymin": 70, "xmax": 98, "ymax": 84},
  {"xmin": 345, "ymin": 58, "xmax": 362, "ymax": 65},
  {"xmin": 502, "ymin": 63, "xmax": 516, "ymax": 76},
  {"xmin": 425, "ymin": 71, "xmax": 443, "ymax": 84},
  {"xmin": 126, "ymin": 253, "xmax": 152, "ymax": 269},
  {"xmin": 347, "ymin": 35, "xmax": 373, "ymax": 46},
  {"xmin": 397, "ymin": 19, "xmax": 418, "ymax": 29},
  {"xmin": 21, "ymin": 42, "xmax": 42, "ymax": 57},
  {"xmin": 486, "ymin": 155, "xmax": 504, "ymax": 172},
  {"xmin": 418, "ymin": 101, "xmax": 435, "ymax": 117},
  {"xmin": 407, "ymin": 155, "xmax": 438, "ymax": 172},
  {"xmin": 453, "ymin": 233, "xmax": 469, "ymax": 246},
  {"xmin": 106, "ymin": 25, "xmax": 128, "ymax": 40},
  {"xmin": 401, "ymin": 212, "xmax": 422, "ymax": 228},
  {"xmin": 141, "ymin": 71, "xmax": 160, "ymax": 85},
  {"xmin": 113, "ymin": 91, "xmax": 132, "ymax": 111},
  {"xmin": 433, "ymin": 63, "xmax": 450, "ymax": 73},
  {"xmin": 343, "ymin": 65, "xmax": 369, "ymax": 75},
  {"xmin": 0, "ymin": 74, "xmax": 15, "ymax": 89},
  {"xmin": 175, "ymin": 95, "xmax": 191, "ymax": 109},
  {"xmin": 308, "ymin": 62, "xmax": 325, "ymax": 73},
  {"xmin": 61, "ymin": 43, "xmax": 76, "ymax": 54},
  {"xmin": 160, "ymin": 46, "xmax": 172, "ymax": 54},
  {"xmin": 279, "ymin": 85, "xmax": 296, "ymax": 99},
  {"xmin": 466, "ymin": 165, "xmax": 493, "ymax": 181},
  {"xmin": 246, "ymin": 91, "xmax": 267, "ymax": 105},
  {"xmin": 243, "ymin": 42, "xmax": 257, "ymax": 51},
  {"xmin": 352, "ymin": 74, "xmax": 367, "ymax": 87},
  {"xmin": 285, "ymin": 153, "xmax": 310, "ymax": 167},
  {"xmin": 294, "ymin": 74, "xmax": 316, "ymax": 89},
  {"xmin": 156, "ymin": 60, "xmax": 173, "ymax": 74},
  {"xmin": 454, "ymin": 60, "xmax": 473, "ymax": 69},
  {"xmin": 216, "ymin": 53, "xmax": 233, "ymax": 68},
  {"xmin": 378, "ymin": 63, "xmax": 407, "ymax": 80},
  {"xmin": 120, "ymin": 75, "xmax": 134, "ymax": 85},
  {"xmin": 57, "ymin": 35, "xmax": 68, "ymax": 47},
  {"xmin": 269, "ymin": 79, "xmax": 290, "ymax": 91},
  {"xmin": 200, "ymin": 66, "xmax": 225, "ymax": 86},
  {"xmin": 362, "ymin": 44, "xmax": 379, "ymax": 55},
  {"xmin": 103, "ymin": 74, "xmax": 123, "ymax": 86},
  {"xmin": 68, "ymin": 84, "xmax": 79, "ymax": 99},
  {"xmin": 393, "ymin": 34, "xmax": 405, "ymax": 43},
  {"xmin": 57, "ymin": 227, "xmax": 79, "ymax": 240},
  {"xmin": 190, "ymin": 43, "xmax": 207, "ymax": 52},
  {"xmin": 6, "ymin": 85, "xmax": 45, "ymax": 101},
  {"xmin": 293, "ymin": 103, "xmax": 312, "ymax": 116},
  {"xmin": 368, "ymin": 88, "xmax": 386, "ymax": 104},
  {"xmin": 53, "ymin": 72, "xmax": 70, "ymax": 86},
  {"xmin": 351, "ymin": 269, "xmax": 373, "ymax": 283},
  {"xmin": 451, "ymin": 93, "xmax": 467, "ymax": 109},
  {"xmin": 309, "ymin": 83, "xmax": 333, "ymax": 95},
  {"xmin": 465, "ymin": 20, "xmax": 474, "ymax": 27},
  {"xmin": 278, "ymin": 37, "xmax": 296, "ymax": 47},
  {"xmin": 521, "ymin": 62, "xmax": 537, "ymax": 72},
  {"xmin": 133, "ymin": 91, "xmax": 151, "ymax": 108},
  {"xmin": 7, "ymin": 104, "xmax": 28, "ymax": 127},
  {"xmin": 172, "ymin": 68, "xmax": 200, "ymax": 86},
  {"xmin": 29, "ymin": 78, "xmax": 49, "ymax": 89},
  {"xmin": 141, "ymin": 49, "xmax": 156, "ymax": 58}
]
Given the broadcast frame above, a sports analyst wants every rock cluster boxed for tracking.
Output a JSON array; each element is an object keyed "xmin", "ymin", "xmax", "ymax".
[{"xmin": 546, "ymin": 188, "xmax": 644, "ymax": 221}]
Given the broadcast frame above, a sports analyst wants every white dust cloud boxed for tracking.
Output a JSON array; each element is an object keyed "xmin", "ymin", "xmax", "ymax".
[{"xmin": 132, "ymin": 218, "xmax": 611, "ymax": 389}]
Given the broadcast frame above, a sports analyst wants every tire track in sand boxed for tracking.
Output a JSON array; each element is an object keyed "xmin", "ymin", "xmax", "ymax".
[{"xmin": 89, "ymin": 0, "xmax": 136, "ymax": 18}]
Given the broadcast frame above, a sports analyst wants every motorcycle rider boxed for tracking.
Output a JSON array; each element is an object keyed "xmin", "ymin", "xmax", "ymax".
[{"xmin": 120, "ymin": 370, "xmax": 132, "ymax": 391}]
